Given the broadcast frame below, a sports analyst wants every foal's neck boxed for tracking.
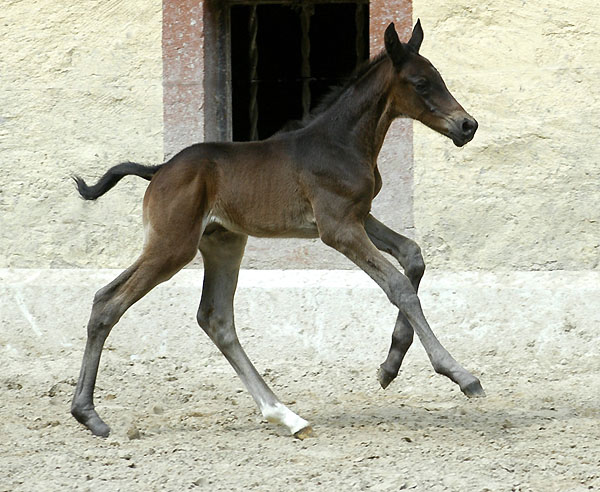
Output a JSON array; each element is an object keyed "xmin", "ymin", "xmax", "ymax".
[{"xmin": 317, "ymin": 55, "xmax": 397, "ymax": 166}]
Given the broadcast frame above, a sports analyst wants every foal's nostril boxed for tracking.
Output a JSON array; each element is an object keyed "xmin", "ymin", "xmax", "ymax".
[{"xmin": 461, "ymin": 118, "xmax": 478, "ymax": 137}]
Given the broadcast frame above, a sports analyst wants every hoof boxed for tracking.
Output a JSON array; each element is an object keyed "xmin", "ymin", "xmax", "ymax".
[
  {"xmin": 377, "ymin": 365, "xmax": 398, "ymax": 390},
  {"xmin": 72, "ymin": 407, "xmax": 111, "ymax": 437},
  {"xmin": 89, "ymin": 420, "xmax": 111, "ymax": 437},
  {"xmin": 293, "ymin": 425, "xmax": 314, "ymax": 440},
  {"xmin": 461, "ymin": 379, "xmax": 486, "ymax": 398}
]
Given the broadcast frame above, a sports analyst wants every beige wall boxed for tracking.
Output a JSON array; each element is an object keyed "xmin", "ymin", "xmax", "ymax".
[
  {"xmin": 412, "ymin": 0, "xmax": 600, "ymax": 270},
  {"xmin": 1, "ymin": 0, "xmax": 598, "ymax": 270},
  {"xmin": 0, "ymin": 0, "xmax": 163, "ymax": 268}
]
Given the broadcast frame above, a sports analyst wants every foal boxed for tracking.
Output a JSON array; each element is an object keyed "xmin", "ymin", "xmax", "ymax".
[{"xmin": 71, "ymin": 21, "xmax": 484, "ymax": 438}]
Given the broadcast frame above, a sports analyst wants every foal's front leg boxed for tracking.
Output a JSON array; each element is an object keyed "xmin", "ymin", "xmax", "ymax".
[
  {"xmin": 365, "ymin": 214, "xmax": 424, "ymax": 389},
  {"xmin": 320, "ymin": 217, "xmax": 485, "ymax": 398}
]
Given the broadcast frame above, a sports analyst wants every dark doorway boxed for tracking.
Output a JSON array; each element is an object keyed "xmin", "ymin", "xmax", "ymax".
[{"xmin": 231, "ymin": 2, "xmax": 369, "ymax": 141}]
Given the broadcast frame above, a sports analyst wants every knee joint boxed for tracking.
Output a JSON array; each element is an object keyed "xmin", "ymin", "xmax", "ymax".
[{"xmin": 404, "ymin": 245, "xmax": 425, "ymax": 282}]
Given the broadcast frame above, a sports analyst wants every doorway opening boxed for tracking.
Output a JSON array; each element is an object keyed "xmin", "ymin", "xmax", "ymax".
[{"xmin": 229, "ymin": 2, "xmax": 369, "ymax": 141}]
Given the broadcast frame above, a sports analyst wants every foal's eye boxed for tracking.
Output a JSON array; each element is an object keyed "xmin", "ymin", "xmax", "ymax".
[{"xmin": 414, "ymin": 79, "xmax": 429, "ymax": 94}]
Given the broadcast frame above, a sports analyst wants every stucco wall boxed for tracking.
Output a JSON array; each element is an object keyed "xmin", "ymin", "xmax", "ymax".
[
  {"xmin": 0, "ymin": 0, "xmax": 163, "ymax": 268},
  {"xmin": 411, "ymin": 0, "xmax": 600, "ymax": 270},
  {"xmin": 1, "ymin": 0, "xmax": 598, "ymax": 270}
]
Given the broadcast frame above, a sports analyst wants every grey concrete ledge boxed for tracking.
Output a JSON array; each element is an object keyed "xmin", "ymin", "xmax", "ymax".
[{"xmin": 1, "ymin": 269, "xmax": 599, "ymax": 369}]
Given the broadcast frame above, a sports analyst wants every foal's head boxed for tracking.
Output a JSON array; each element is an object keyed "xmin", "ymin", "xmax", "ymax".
[{"xmin": 385, "ymin": 21, "xmax": 478, "ymax": 147}]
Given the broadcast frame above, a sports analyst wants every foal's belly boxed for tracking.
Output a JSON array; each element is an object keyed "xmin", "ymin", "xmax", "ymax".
[{"xmin": 207, "ymin": 208, "xmax": 320, "ymax": 239}]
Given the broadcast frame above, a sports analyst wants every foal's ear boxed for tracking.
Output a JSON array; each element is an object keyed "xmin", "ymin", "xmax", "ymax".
[
  {"xmin": 407, "ymin": 19, "xmax": 424, "ymax": 53},
  {"xmin": 384, "ymin": 22, "xmax": 409, "ymax": 68}
]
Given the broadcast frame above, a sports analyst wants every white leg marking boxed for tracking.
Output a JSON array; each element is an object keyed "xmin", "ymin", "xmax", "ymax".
[{"xmin": 261, "ymin": 403, "xmax": 309, "ymax": 435}]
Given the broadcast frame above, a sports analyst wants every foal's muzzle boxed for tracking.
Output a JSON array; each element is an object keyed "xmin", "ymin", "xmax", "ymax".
[{"xmin": 450, "ymin": 117, "xmax": 478, "ymax": 147}]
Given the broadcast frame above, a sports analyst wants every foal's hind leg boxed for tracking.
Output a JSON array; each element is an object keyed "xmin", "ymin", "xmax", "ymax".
[
  {"xmin": 72, "ymin": 163, "xmax": 209, "ymax": 436},
  {"xmin": 71, "ymin": 244, "xmax": 197, "ymax": 436},
  {"xmin": 197, "ymin": 225, "xmax": 312, "ymax": 438},
  {"xmin": 365, "ymin": 215, "xmax": 425, "ymax": 389}
]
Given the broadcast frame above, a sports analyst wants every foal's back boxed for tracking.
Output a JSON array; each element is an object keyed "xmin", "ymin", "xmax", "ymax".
[{"xmin": 147, "ymin": 133, "xmax": 320, "ymax": 239}]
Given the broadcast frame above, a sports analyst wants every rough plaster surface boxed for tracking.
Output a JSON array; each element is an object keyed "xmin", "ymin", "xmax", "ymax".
[
  {"xmin": 0, "ymin": 0, "xmax": 163, "ymax": 268},
  {"xmin": 411, "ymin": 0, "xmax": 600, "ymax": 270},
  {"xmin": 1, "ymin": 269, "xmax": 599, "ymax": 490},
  {"xmin": 1, "ymin": 0, "xmax": 598, "ymax": 271}
]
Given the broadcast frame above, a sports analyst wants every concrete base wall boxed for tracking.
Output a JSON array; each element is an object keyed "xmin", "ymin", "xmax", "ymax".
[{"xmin": 2, "ymin": 269, "xmax": 598, "ymax": 372}]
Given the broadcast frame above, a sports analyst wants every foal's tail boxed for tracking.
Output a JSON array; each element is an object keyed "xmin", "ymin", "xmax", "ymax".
[{"xmin": 73, "ymin": 162, "xmax": 162, "ymax": 200}]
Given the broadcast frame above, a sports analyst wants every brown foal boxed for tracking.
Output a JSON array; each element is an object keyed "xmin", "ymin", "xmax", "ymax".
[{"xmin": 71, "ymin": 21, "xmax": 484, "ymax": 438}]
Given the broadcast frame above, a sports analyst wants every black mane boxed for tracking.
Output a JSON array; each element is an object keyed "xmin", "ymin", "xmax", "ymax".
[{"xmin": 277, "ymin": 51, "xmax": 388, "ymax": 133}]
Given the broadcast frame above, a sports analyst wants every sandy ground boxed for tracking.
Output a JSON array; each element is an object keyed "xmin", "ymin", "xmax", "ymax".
[{"xmin": 1, "ymin": 269, "xmax": 599, "ymax": 491}]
